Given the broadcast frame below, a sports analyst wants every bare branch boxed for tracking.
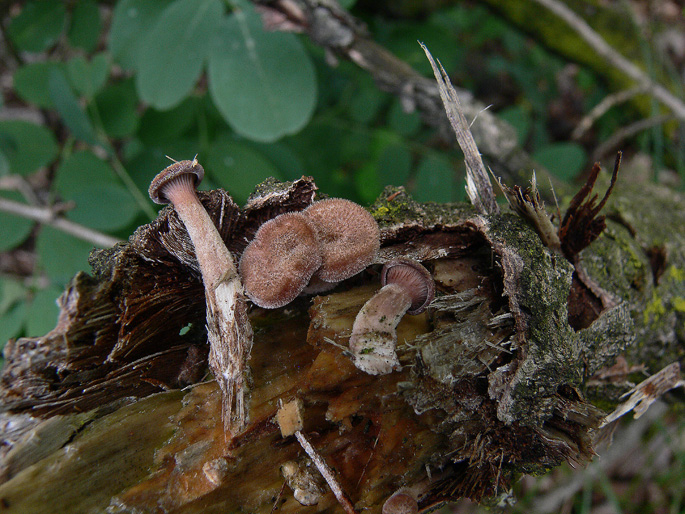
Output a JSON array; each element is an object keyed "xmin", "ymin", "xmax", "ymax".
[
  {"xmin": 572, "ymin": 86, "xmax": 648, "ymax": 140},
  {"xmin": 532, "ymin": 0, "xmax": 685, "ymax": 121},
  {"xmin": 0, "ymin": 196, "xmax": 122, "ymax": 248},
  {"xmin": 592, "ymin": 114, "xmax": 674, "ymax": 162}
]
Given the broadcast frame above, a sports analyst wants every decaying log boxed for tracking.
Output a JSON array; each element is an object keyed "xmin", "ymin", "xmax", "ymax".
[{"xmin": 0, "ymin": 168, "xmax": 683, "ymax": 512}]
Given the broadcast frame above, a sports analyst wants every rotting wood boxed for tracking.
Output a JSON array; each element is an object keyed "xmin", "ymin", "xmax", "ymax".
[{"xmin": 0, "ymin": 171, "xmax": 683, "ymax": 512}]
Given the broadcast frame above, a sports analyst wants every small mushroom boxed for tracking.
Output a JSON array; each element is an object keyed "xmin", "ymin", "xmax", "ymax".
[
  {"xmin": 149, "ymin": 158, "xmax": 253, "ymax": 431},
  {"xmin": 382, "ymin": 491, "xmax": 419, "ymax": 514},
  {"xmin": 149, "ymin": 158, "xmax": 234, "ymax": 289},
  {"xmin": 349, "ymin": 258, "xmax": 434, "ymax": 375},
  {"xmin": 303, "ymin": 198, "xmax": 380, "ymax": 283},
  {"xmin": 239, "ymin": 212, "xmax": 323, "ymax": 308}
]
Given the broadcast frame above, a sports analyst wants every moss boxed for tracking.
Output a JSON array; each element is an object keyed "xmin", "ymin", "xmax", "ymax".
[
  {"xmin": 369, "ymin": 185, "xmax": 477, "ymax": 228},
  {"xmin": 486, "ymin": 214, "xmax": 580, "ymax": 426},
  {"xmin": 666, "ymin": 266, "xmax": 685, "ymax": 283},
  {"xmin": 673, "ymin": 297, "xmax": 685, "ymax": 313},
  {"xmin": 644, "ymin": 292, "xmax": 666, "ymax": 324}
]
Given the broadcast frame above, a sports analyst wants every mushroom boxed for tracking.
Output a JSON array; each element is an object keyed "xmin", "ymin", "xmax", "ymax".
[
  {"xmin": 150, "ymin": 159, "xmax": 237, "ymax": 288},
  {"xmin": 149, "ymin": 158, "xmax": 253, "ymax": 432},
  {"xmin": 239, "ymin": 212, "xmax": 322, "ymax": 308},
  {"xmin": 382, "ymin": 491, "xmax": 419, "ymax": 514},
  {"xmin": 303, "ymin": 198, "xmax": 380, "ymax": 283},
  {"xmin": 239, "ymin": 198, "xmax": 381, "ymax": 308},
  {"xmin": 349, "ymin": 258, "xmax": 434, "ymax": 375}
]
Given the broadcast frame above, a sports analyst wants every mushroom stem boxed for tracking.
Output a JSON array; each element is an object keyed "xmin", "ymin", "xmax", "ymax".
[
  {"xmin": 149, "ymin": 159, "xmax": 253, "ymax": 433},
  {"xmin": 349, "ymin": 258, "xmax": 434, "ymax": 375},
  {"xmin": 348, "ymin": 283, "xmax": 410, "ymax": 375},
  {"xmin": 168, "ymin": 180, "xmax": 236, "ymax": 289}
]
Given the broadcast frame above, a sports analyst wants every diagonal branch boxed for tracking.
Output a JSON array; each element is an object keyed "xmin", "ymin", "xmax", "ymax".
[
  {"xmin": 0, "ymin": 196, "xmax": 122, "ymax": 248},
  {"xmin": 250, "ymin": 0, "xmax": 558, "ymax": 190},
  {"xmin": 532, "ymin": 0, "xmax": 685, "ymax": 121}
]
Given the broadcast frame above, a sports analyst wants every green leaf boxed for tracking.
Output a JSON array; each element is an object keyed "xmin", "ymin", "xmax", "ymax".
[
  {"xmin": 36, "ymin": 227, "xmax": 94, "ymax": 285},
  {"xmin": 354, "ymin": 162, "xmax": 383, "ymax": 205},
  {"xmin": 245, "ymin": 141, "xmax": 304, "ymax": 181},
  {"xmin": 208, "ymin": 4, "xmax": 317, "ymax": 142},
  {"xmin": 498, "ymin": 105, "xmax": 531, "ymax": 146},
  {"xmin": 533, "ymin": 142, "xmax": 587, "ymax": 182},
  {"xmin": 6, "ymin": 1, "xmax": 66, "ymax": 53},
  {"xmin": 67, "ymin": 0, "xmax": 101, "ymax": 52},
  {"xmin": 48, "ymin": 69, "xmax": 100, "ymax": 148},
  {"xmin": 0, "ymin": 191, "xmax": 35, "ymax": 251},
  {"xmin": 0, "ymin": 278, "xmax": 26, "ymax": 315},
  {"xmin": 0, "ymin": 120, "xmax": 58, "ymax": 176},
  {"xmin": 388, "ymin": 99, "xmax": 421, "ymax": 137},
  {"xmin": 348, "ymin": 76, "xmax": 386, "ymax": 124},
  {"xmin": 67, "ymin": 184, "xmax": 140, "ymax": 232},
  {"xmin": 0, "ymin": 299, "xmax": 27, "ymax": 348},
  {"xmin": 135, "ymin": 0, "xmax": 223, "ymax": 109},
  {"xmin": 66, "ymin": 54, "xmax": 110, "ymax": 100},
  {"xmin": 0, "ymin": 149, "xmax": 9, "ymax": 176},
  {"xmin": 377, "ymin": 143, "xmax": 411, "ymax": 187},
  {"xmin": 53, "ymin": 150, "xmax": 117, "ymax": 196},
  {"xmin": 13, "ymin": 61, "xmax": 65, "ymax": 108},
  {"xmin": 93, "ymin": 79, "xmax": 139, "ymax": 138},
  {"xmin": 109, "ymin": 0, "xmax": 175, "ymax": 70},
  {"xmin": 26, "ymin": 287, "xmax": 62, "ymax": 337},
  {"xmin": 138, "ymin": 98, "xmax": 198, "ymax": 145},
  {"xmin": 207, "ymin": 135, "xmax": 280, "ymax": 204},
  {"xmin": 413, "ymin": 154, "xmax": 459, "ymax": 203}
]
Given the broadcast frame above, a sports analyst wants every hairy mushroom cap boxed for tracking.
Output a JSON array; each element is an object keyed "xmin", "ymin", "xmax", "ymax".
[
  {"xmin": 381, "ymin": 258, "xmax": 435, "ymax": 314},
  {"xmin": 382, "ymin": 491, "xmax": 419, "ymax": 514},
  {"xmin": 239, "ymin": 212, "xmax": 323, "ymax": 309},
  {"xmin": 148, "ymin": 158, "xmax": 204, "ymax": 205},
  {"xmin": 303, "ymin": 198, "xmax": 380, "ymax": 282}
]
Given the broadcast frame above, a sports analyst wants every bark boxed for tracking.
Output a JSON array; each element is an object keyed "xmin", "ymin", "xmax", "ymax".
[{"xmin": 0, "ymin": 173, "xmax": 683, "ymax": 513}]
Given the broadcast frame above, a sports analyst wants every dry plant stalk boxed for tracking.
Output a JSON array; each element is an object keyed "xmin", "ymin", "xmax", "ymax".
[{"xmin": 420, "ymin": 43, "xmax": 499, "ymax": 215}]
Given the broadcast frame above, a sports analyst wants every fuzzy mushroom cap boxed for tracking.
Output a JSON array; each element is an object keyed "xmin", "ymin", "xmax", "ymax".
[
  {"xmin": 382, "ymin": 492, "xmax": 419, "ymax": 514},
  {"xmin": 148, "ymin": 159, "xmax": 204, "ymax": 205},
  {"xmin": 239, "ymin": 212, "xmax": 323, "ymax": 309},
  {"xmin": 381, "ymin": 258, "xmax": 435, "ymax": 314},
  {"xmin": 303, "ymin": 198, "xmax": 380, "ymax": 282}
]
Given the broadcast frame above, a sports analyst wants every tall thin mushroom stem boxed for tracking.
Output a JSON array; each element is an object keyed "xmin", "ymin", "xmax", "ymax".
[{"xmin": 149, "ymin": 158, "xmax": 253, "ymax": 434}]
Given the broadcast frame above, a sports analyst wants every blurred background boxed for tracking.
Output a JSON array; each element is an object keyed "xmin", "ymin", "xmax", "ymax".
[{"xmin": 0, "ymin": 1, "xmax": 683, "ymax": 512}]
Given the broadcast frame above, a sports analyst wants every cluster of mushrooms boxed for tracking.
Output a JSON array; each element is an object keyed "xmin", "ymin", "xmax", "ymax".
[
  {"xmin": 149, "ymin": 158, "xmax": 435, "ymax": 377},
  {"xmin": 150, "ymin": 159, "xmax": 434, "ymax": 512}
]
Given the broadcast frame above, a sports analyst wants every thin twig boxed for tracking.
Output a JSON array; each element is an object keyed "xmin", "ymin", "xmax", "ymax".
[
  {"xmin": 0, "ymin": 175, "xmax": 41, "ymax": 206},
  {"xmin": 532, "ymin": 0, "xmax": 685, "ymax": 121},
  {"xmin": 572, "ymin": 86, "xmax": 648, "ymax": 140},
  {"xmin": 0, "ymin": 197, "xmax": 122, "ymax": 248},
  {"xmin": 592, "ymin": 114, "xmax": 674, "ymax": 161},
  {"xmin": 294, "ymin": 431, "xmax": 357, "ymax": 514}
]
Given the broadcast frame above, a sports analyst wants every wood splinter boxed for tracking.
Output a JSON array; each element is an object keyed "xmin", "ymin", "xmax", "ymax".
[{"xmin": 277, "ymin": 400, "xmax": 357, "ymax": 514}]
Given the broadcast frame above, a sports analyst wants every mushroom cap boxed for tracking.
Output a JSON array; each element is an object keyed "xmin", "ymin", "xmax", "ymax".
[
  {"xmin": 381, "ymin": 258, "xmax": 435, "ymax": 314},
  {"xmin": 382, "ymin": 492, "xmax": 419, "ymax": 514},
  {"xmin": 239, "ymin": 212, "xmax": 323, "ymax": 309},
  {"xmin": 303, "ymin": 198, "xmax": 380, "ymax": 282},
  {"xmin": 149, "ymin": 158, "xmax": 204, "ymax": 205}
]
